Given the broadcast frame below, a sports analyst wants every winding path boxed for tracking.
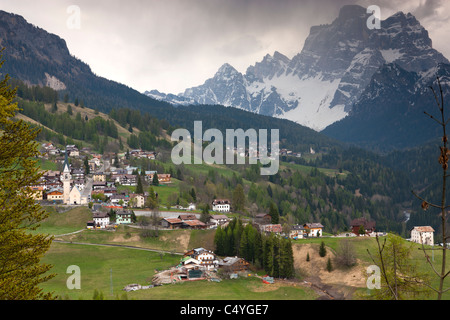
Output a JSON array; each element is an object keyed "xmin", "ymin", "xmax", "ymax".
[{"xmin": 52, "ymin": 239, "xmax": 184, "ymax": 255}]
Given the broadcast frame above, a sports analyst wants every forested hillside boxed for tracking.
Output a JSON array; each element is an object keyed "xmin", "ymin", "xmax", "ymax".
[{"xmin": 10, "ymin": 78, "xmax": 441, "ymax": 239}]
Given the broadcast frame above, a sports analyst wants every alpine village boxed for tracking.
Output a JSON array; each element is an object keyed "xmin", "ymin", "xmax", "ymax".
[{"xmin": 0, "ymin": 3, "xmax": 449, "ymax": 304}]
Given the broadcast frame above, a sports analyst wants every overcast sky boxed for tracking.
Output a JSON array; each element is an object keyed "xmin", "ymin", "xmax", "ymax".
[{"xmin": 0, "ymin": 0, "xmax": 449, "ymax": 94}]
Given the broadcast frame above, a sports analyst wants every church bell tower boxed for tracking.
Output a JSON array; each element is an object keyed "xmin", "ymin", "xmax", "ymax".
[{"xmin": 61, "ymin": 151, "xmax": 71, "ymax": 204}]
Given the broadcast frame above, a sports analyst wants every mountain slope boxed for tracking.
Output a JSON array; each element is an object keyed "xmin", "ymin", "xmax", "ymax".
[
  {"xmin": 0, "ymin": 9, "xmax": 343, "ymax": 154},
  {"xmin": 147, "ymin": 5, "xmax": 448, "ymax": 132},
  {"xmin": 322, "ymin": 63, "xmax": 450, "ymax": 151},
  {"xmin": 0, "ymin": 10, "xmax": 172, "ymax": 115}
]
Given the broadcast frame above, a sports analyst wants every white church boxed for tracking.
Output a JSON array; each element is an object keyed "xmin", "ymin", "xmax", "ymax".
[{"xmin": 61, "ymin": 152, "xmax": 92, "ymax": 205}]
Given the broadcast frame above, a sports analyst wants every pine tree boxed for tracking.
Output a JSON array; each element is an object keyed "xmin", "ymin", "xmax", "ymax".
[
  {"xmin": 280, "ymin": 238, "xmax": 295, "ymax": 278},
  {"xmin": 263, "ymin": 234, "xmax": 274, "ymax": 275},
  {"xmin": 319, "ymin": 241, "xmax": 327, "ymax": 257},
  {"xmin": 135, "ymin": 176, "xmax": 144, "ymax": 194},
  {"xmin": 145, "ymin": 186, "xmax": 158, "ymax": 209},
  {"xmin": 268, "ymin": 202, "xmax": 279, "ymax": 224},
  {"xmin": 190, "ymin": 188, "xmax": 197, "ymax": 202},
  {"xmin": 84, "ymin": 156, "xmax": 90, "ymax": 175},
  {"xmin": 152, "ymin": 172, "xmax": 159, "ymax": 186},
  {"xmin": 200, "ymin": 204, "xmax": 210, "ymax": 223},
  {"xmin": 232, "ymin": 184, "xmax": 245, "ymax": 212},
  {"xmin": 214, "ymin": 227, "xmax": 225, "ymax": 256},
  {"xmin": 326, "ymin": 257, "xmax": 333, "ymax": 272},
  {"xmin": 239, "ymin": 228, "xmax": 249, "ymax": 261},
  {"xmin": 0, "ymin": 56, "xmax": 55, "ymax": 299}
]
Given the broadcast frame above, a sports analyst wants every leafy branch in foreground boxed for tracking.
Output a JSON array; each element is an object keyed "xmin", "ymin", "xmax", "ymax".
[
  {"xmin": 410, "ymin": 76, "xmax": 450, "ymax": 300},
  {"xmin": 367, "ymin": 234, "xmax": 431, "ymax": 300}
]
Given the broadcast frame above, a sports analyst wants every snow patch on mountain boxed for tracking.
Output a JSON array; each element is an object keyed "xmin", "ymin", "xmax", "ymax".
[
  {"xmin": 144, "ymin": 5, "xmax": 449, "ymax": 132},
  {"xmin": 274, "ymin": 74, "xmax": 345, "ymax": 131},
  {"xmin": 380, "ymin": 49, "xmax": 404, "ymax": 63}
]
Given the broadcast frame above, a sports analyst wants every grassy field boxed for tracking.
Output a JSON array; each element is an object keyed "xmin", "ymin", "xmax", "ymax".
[
  {"xmin": 40, "ymin": 242, "xmax": 181, "ymax": 300},
  {"xmin": 35, "ymin": 207, "xmax": 450, "ymax": 300},
  {"xmin": 33, "ymin": 206, "xmax": 93, "ymax": 236},
  {"xmin": 40, "ymin": 242, "xmax": 317, "ymax": 300},
  {"xmin": 294, "ymin": 236, "xmax": 450, "ymax": 300}
]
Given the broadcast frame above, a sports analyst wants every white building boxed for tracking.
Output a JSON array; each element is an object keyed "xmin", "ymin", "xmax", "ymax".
[
  {"xmin": 410, "ymin": 226, "xmax": 435, "ymax": 246},
  {"xmin": 93, "ymin": 212, "xmax": 110, "ymax": 229},
  {"xmin": 188, "ymin": 248, "xmax": 219, "ymax": 271},
  {"xmin": 116, "ymin": 210, "xmax": 133, "ymax": 225},
  {"xmin": 212, "ymin": 199, "xmax": 231, "ymax": 213},
  {"xmin": 210, "ymin": 215, "xmax": 230, "ymax": 228}
]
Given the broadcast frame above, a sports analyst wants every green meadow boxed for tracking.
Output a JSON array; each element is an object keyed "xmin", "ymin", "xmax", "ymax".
[{"xmin": 35, "ymin": 206, "xmax": 449, "ymax": 300}]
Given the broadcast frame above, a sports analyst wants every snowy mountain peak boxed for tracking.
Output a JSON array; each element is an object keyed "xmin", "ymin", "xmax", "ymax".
[
  {"xmin": 217, "ymin": 63, "xmax": 239, "ymax": 76},
  {"xmin": 145, "ymin": 5, "xmax": 448, "ymax": 132}
]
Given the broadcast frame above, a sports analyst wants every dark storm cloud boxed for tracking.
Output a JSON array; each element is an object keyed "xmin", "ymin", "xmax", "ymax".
[
  {"xmin": 0, "ymin": 0, "xmax": 448, "ymax": 93},
  {"xmin": 413, "ymin": 0, "xmax": 444, "ymax": 20}
]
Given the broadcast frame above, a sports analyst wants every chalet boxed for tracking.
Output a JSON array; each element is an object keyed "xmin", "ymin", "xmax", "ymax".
[
  {"xmin": 158, "ymin": 173, "xmax": 172, "ymax": 183},
  {"xmin": 178, "ymin": 214, "xmax": 197, "ymax": 221},
  {"xmin": 260, "ymin": 224, "xmax": 283, "ymax": 235},
  {"xmin": 42, "ymin": 170, "xmax": 61, "ymax": 179},
  {"xmin": 124, "ymin": 166, "xmax": 139, "ymax": 175},
  {"xmin": 66, "ymin": 145, "xmax": 79, "ymax": 157},
  {"xmin": 212, "ymin": 199, "xmax": 231, "ymax": 213},
  {"xmin": 116, "ymin": 210, "xmax": 133, "ymax": 225},
  {"xmin": 161, "ymin": 218, "xmax": 183, "ymax": 229},
  {"xmin": 218, "ymin": 257, "xmax": 250, "ymax": 272},
  {"xmin": 120, "ymin": 174, "xmax": 138, "ymax": 186},
  {"xmin": 72, "ymin": 168, "xmax": 85, "ymax": 180},
  {"xmin": 93, "ymin": 211, "xmax": 110, "ymax": 229},
  {"xmin": 350, "ymin": 218, "xmax": 376, "ymax": 236},
  {"xmin": 184, "ymin": 248, "xmax": 218, "ymax": 270},
  {"xmin": 181, "ymin": 219, "xmax": 207, "ymax": 230},
  {"xmin": 179, "ymin": 256, "xmax": 201, "ymax": 270},
  {"xmin": 46, "ymin": 188, "xmax": 64, "ymax": 202},
  {"xmin": 129, "ymin": 194, "xmax": 146, "ymax": 208},
  {"xmin": 110, "ymin": 194, "xmax": 130, "ymax": 206},
  {"xmin": 93, "ymin": 172, "xmax": 106, "ymax": 183},
  {"xmin": 254, "ymin": 213, "xmax": 272, "ymax": 225},
  {"xmin": 103, "ymin": 187, "xmax": 118, "ymax": 198},
  {"xmin": 210, "ymin": 215, "xmax": 230, "ymax": 228},
  {"xmin": 41, "ymin": 143, "xmax": 60, "ymax": 156},
  {"xmin": 410, "ymin": 226, "xmax": 435, "ymax": 245},
  {"xmin": 41, "ymin": 142, "xmax": 54, "ymax": 151},
  {"xmin": 92, "ymin": 181, "xmax": 107, "ymax": 190},
  {"xmin": 146, "ymin": 173, "xmax": 172, "ymax": 184},
  {"xmin": 44, "ymin": 179, "xmax": 63, "ymax": 191},
  {"xmin": 303, "ymin": 223, "xmax": 324, "ymax": 237},
  {"xmin": 88, "ymin": 159, "xmax": 99, "ymax": 172},
  {"xmin": 290, "ymin": 224, "xmax": 306, "ymax": 239}
]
